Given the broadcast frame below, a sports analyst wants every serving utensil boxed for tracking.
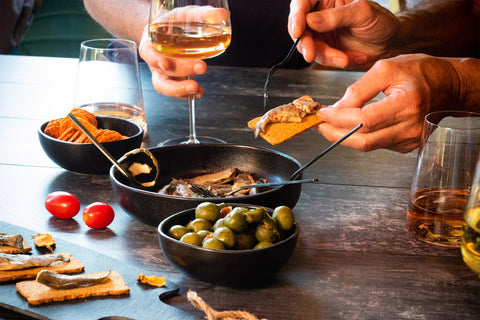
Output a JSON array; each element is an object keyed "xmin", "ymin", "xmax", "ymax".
[
  {"xmin": 67, "ymin": 113, "xmax": 157, "ymax": 190},
  {"xmin": 224, "ymin": 178, "xmax": 318, "ymax": 196},
  {"xmin": 263, "ymin": 1, "xmax": 320, "ymax": 110},
  {"xmin": 289, "ymin": 123, "xmax": 363, "ymax": 181}
]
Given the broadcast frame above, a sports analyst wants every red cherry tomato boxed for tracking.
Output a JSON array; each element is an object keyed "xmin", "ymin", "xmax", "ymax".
[
  {"xmin": 45, "ymin": 191, "xmax": 80, "ymax": 219},
  {"xmin": 82, "ymin": 202, "xmax": 115, "ymax": 229}
]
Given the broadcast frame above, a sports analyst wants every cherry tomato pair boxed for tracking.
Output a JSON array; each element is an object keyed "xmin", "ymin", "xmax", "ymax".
[{"xmin": 44, "ymin": 191, "xmax": 114, "ymax": 229}]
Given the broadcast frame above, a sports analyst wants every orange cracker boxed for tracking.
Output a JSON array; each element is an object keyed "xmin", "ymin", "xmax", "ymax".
[
  {"xmin": 248, "ymin": 114, "xmax": 322, "ymax": 145},
  {"xmin": 16, "ymin": 270, "xmax": 130, "ymax": 305},
  {"xmin": 0, "ymin": 253, "xmax": 84, "ymax": 282}
]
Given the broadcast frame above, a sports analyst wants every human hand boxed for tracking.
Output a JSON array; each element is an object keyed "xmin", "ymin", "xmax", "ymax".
[
  {"xmin": 138, "ymin": 26, "xmax": 207, "ymax": 100},
  {"xmin": 314, "ymin": 54, "xmax": 462, "ymax": 153},
  {"xmin": 288, "ymin": 0, "xmax": 400, "ymax": 69}
]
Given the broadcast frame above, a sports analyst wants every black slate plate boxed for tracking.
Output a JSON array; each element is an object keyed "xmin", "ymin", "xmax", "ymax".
[{"xmin": 0, "ymin": 221, "xmax": 199, "ymax": 320}]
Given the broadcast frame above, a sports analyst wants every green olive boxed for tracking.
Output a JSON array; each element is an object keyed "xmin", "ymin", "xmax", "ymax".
[
  {"xmin": 202, "ymin": 238, "xmax": 226, "ymax": 250},
  {"xmin": 195, "ymin": 202, "xmax": 220, "ymax": 222},
  {"xmin": 254, "ymin": 223, "xmax": 275, "ymax": 243},
  {"xmin": 235, "ymin": 233, "xmax": 256, "ymax": 250},
  {"xmin": 245, "ymin": 207, "xmax": 266, "ymax": 223},
  {"xmin": 224, "ymin": 209, "xmax": 248, "ymax": 233},
  {"xmin": 186, "ymin": 218, "xmax": 212, "ymax": 232},
  {"xmin": 273, "ymin": 206, "xmax": 295, "ymax": 231},
  {"xmin": 254, "ymin": 241, "xmax": 273, "ymax": 249},
  {"xmin": 213, "ymin": 226, "xmax": 236, "ymax": 248},
  {"xmin": 197, "ymin": 229, "xmax": 212, "ymax": 241},
  {"xmin": 167, "ymin": 225, "xmax": 189, "ymax": 240},
  {"xmin": 261, "ymin": 213, "xmax": 281, "ymax": 242},
  {"xmin": 179, "ymin": 232, "xmax": 202, "ymax": 246},
  {"xmin": 212, "ymin": 218, "xmax": 226, "ymax": 231}
]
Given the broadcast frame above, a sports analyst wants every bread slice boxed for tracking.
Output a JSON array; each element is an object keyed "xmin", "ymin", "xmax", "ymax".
[
  {"xmin": 0, "ymin": 253, "xmax": 84, "ymax": 282},
  {"xmin": 0, "ymin": 244, "xmax": 32, "ymax": 254},
  {"xmin": 16, "ymin": 271, "xmax": 130, "ymax": 305},
  {"xmin": 248, "ymin": 114, "xmax": 322, "ymax": 145}
]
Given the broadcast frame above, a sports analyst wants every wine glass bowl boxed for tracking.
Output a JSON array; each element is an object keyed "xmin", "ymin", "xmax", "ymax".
[{"xmin": 148, "ymin": 0, "xmax": 231, "ymax": 145}]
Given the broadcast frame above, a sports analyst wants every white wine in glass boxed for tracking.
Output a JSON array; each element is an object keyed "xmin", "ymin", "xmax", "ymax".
[{"xmin": 148, "ymin": 0, "xmax": 232, "ymax": 145}]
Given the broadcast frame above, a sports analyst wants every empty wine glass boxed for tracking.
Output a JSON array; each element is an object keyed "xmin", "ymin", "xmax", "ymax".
[{"xmin": 148, "ymin": 0, "xmax": 231, "ymax": 145}]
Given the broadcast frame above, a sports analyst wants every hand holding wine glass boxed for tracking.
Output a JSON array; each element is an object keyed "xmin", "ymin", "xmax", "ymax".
[{"xmin": 148, "ymin": 0, "xmax": 231, "ymax": 145}]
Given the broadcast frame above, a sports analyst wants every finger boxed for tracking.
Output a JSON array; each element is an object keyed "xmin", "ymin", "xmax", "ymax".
[
  {"xmin": 151, "ymin": 70, "xmax": 204, "ymax": 99},
  {"xmin": 288, "ymin": 0, "xmax": 315, "ymax": 39},
  {"xmin": 314, "ymin": 120, "xmax": 421, "ymax": 153}
]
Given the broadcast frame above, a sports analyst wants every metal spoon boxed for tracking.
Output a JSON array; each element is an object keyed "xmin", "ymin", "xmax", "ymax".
[{"xmin": 67, "ymin": 113, "xmax": 156, "ymax": 190}]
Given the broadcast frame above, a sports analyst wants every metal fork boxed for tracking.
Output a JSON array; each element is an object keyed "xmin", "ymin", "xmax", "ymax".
[{"xmin": 263, "ymin": 1, "xmax": 320, "ymax": 110}]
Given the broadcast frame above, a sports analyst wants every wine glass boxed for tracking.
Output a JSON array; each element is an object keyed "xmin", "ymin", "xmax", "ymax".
[{"xmin": 148, "ymin": 0, "xmax": 232, "ymax": 145}]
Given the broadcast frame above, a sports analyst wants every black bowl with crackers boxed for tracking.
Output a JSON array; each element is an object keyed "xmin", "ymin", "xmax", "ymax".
[
  {"xmin": 38, "ymin": 114, "xmax": 143, "ymax": 174},
  {"xmin": 158, "ymin": 204, "xmax": 299, "ymax": 286},
  {"xmin": 110, "ymin": 144, "xmax": 302, "ymax": 226}
]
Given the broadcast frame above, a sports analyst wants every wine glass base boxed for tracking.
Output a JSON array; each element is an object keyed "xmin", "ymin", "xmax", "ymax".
[{"xmin": 158, "ymin": 136, "xmax": 227, "ymax": 147}]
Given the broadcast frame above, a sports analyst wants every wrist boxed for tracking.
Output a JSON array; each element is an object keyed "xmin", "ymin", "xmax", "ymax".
[{"xmin": 448, "ymin": 58, "xmax": 480, "ymax": 111}]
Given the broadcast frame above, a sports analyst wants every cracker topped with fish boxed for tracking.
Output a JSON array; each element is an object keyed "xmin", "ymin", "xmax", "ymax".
[
  {"xmin": 0, "ymin": 252, "xmax": 84, "ymax": 282},
  {"xmin": 16, "ymin": 270, "xmax": 130, "ymax": 305},
  {"xmin": 0, "ymin": 233, "xmax": 32, "ymax": 254},
  {"xmin": 248, "ymin": 95, "xmax": 324, "ymax": 145}
]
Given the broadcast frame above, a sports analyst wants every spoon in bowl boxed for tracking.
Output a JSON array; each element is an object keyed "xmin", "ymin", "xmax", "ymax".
[{"xmin": 67, "ymin": 113, "xmax": 159, "ymax": 191}]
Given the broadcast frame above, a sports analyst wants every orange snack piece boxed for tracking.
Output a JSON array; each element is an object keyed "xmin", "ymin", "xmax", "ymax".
[
  {"xmin": 44, "ymin": 109, "xmax": 125, "ymax": 143},
  {"xmin": 137, "ymin": 273, "xmax": 166, "ymax": 288},
  {"xmin": 248, "ymin": 114, "xmax": 322, "ymax": 145},
  {"xmin": 32, "ymin": 234, "xmax": 55, "ymax": 252}
]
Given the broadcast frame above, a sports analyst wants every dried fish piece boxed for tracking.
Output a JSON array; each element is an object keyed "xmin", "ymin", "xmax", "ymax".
[
  {"xmin": 36, "ymin": 270, "xmax": 111, "ymax": 289},
  {"xmin": 185, "ymin": 168, "xmax": 237, "ymax": 185},
  {"xmin": 0, "ymin": 253, "xmax": 69, "ymax": 271},
  {"xmin": 33, "ymin": 234, "xmax": 55, "ymax": 252},
  {"xmin": 0, "ymin": 234, "xmax": 24, "ymax": 251},
  {"xmin": 137, "ymin": 273, "xmax": 166, "ymax": 287}
]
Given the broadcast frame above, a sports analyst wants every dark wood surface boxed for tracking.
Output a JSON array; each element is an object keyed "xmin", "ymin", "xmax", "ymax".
[{"xmin": 0, "ymin": 54, "xmax": 479, "ymax": 320}]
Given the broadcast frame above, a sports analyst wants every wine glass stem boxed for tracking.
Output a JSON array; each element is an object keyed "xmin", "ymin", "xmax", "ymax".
[{"xmin": 187, "ymin": 75, "xmax": 200, "ymax": 144}]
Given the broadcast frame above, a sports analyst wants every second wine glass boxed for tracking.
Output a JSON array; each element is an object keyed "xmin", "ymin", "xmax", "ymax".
[{"xmin": 148, "ymin": 0, "xmax": 232, "ymax": 145}]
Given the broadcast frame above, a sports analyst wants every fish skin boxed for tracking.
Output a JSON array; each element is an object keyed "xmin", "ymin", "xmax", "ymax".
[
  {"xmin": 0, "ymin": 253, "xmax": 69, "ymax": 271},
  {"xmin": 255, "ymin": 96, "xmax": 321, "ymax": 136},
  {"xmin": 36, "ymin": 270, "xmax": 111, "ymax": 289},
  {"xmin": 0, "ymin": 234, "xmax": 24, "ymax": 250}
]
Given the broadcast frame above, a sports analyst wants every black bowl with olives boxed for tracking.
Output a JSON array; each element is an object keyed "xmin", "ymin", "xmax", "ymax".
[{"xmin": 158, "ymin": 203, "xmax": 299, "ymax": 286}]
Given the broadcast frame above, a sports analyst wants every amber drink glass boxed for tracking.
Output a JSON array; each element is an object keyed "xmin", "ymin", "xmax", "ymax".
[
  {"xmin": 407, "ymin": 111, "xmax": 480, "ymax": 247},
  {"xmin": 462, "ymin": 159, "xmax": 480, "ymax": 275}
]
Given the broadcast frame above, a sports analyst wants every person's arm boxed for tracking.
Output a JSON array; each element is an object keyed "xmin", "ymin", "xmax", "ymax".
[
  {"xmin": 83, "ymin": 0, "xmax": 149, "ymax": 45},
  {"xmin": 288, "ymin": 0, "xmax": 479, "ymax": 70},
  {"xmin": 393, "ymin": 0, "xmax": 480, "ymax": 58},
  {"xmin": 313, "ymin": 54, "xmax": 480, "ymax": 153}
]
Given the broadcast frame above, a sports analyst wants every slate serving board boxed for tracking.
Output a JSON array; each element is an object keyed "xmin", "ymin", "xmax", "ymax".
[{"xmin": 0, "ymin": 221, "xmax": 199, "ymax": 320}]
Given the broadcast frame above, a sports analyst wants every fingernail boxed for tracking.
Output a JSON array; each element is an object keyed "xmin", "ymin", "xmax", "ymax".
[
  {"xmin": 186, "ymin": 83, "xmax": 197, "ymax": 94},
  {"xmin": 332, "ymin": 57, "xmax": 346, "ymax": 68},
  {"xmin": 193, "ymin": 63, "xmax": 205, "ymax": 75},
  {"xmin": 157, "ymin": 61, "xmax": 166, "ymax": 72}
]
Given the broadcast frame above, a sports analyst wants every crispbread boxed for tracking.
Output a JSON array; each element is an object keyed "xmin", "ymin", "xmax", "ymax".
[
  {"xmin": 0, "ymin": 244, "xmax": 32, "ymax": 254},
  {"xmin": 0, "ymin": 253, "xmax": 84, "ymax": 282},
  {"xmin": 248, "ymin": 114, "xmax": 322, "ymax": 145},
  {"xmin": 16, "ymin": 271, "xmax": 130, "ymax": 305}
]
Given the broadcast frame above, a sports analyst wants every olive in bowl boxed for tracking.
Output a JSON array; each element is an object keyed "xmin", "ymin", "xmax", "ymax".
[
  {"xmin": 38, "ymin": 116, "xmax": 143, "ymax": 174},
  {"xmin": 158, "ymin": 203, "xmax": 299, "ymax": 286}
]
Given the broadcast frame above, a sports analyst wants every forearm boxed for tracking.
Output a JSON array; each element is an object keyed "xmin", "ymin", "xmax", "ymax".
[
  {"xmin": 393, "ymin": 0, "xmax": 480, "ymax": 58},
  {"xmin": 83, "ymin": 0, "xmax": 149, "ymax": 44}
]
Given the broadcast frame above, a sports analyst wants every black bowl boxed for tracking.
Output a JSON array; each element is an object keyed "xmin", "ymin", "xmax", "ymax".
[
  {"xmin": 38, "ymin": 116, "xmax": 143, "ymax": 174},
  {"xmin": 110, "ymin": 144, "xmax": 302, "ymax": 226},
  {"xmin": 158, "ymin": 204, "xmax": 299, "ymax": 286}
]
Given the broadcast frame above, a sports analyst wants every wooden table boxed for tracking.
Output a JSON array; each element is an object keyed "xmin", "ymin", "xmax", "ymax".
[{"xmin": 0, "ymin": 54, "xmax": 479, "ymax": 320}]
